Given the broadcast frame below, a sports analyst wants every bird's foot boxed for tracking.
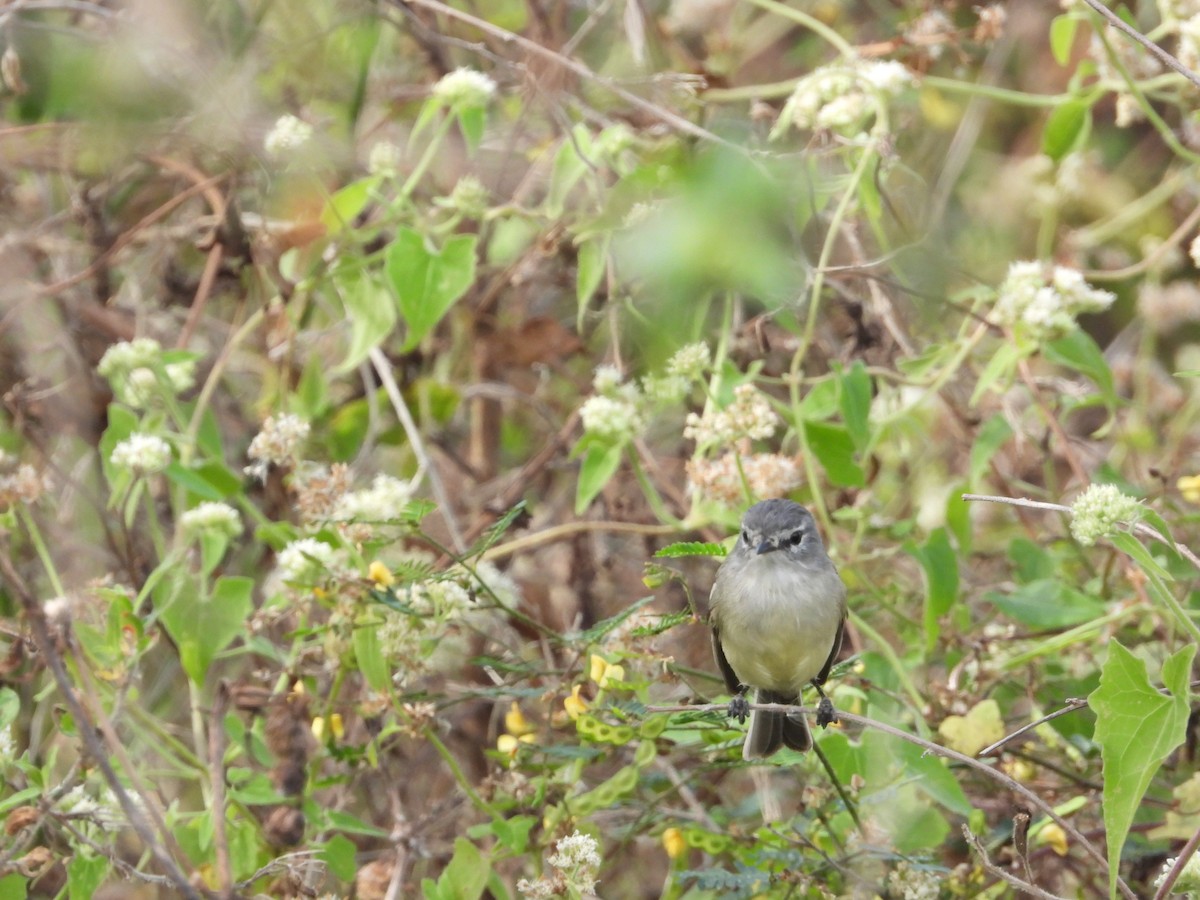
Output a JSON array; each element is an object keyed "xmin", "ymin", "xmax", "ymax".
[
  {"xmin": 816, "ymin": 695, "xmax": 838, "ymax": 729},
  {"xmin": 727, "ymin": 692, "xmax": 750, "ymax": 724}
]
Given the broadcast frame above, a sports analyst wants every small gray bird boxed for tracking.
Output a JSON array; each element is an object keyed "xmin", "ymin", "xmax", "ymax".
[{"xmin": 709, "ymin": 499, "xmax": 847, "ymax": 759}]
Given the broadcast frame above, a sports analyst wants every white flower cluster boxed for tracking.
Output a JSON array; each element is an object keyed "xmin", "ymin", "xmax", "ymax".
[
  {"xmin": 992, "ymin": 261, "xmax": 1115, "ymax": 341},
  {"xmin": 439, "ymin": 175, "xmax": 489, "ymax": 219},
  {"xmin": 264, "ymin": 114, "xmax": 313, "ymax": 158},
  {"xmin": 1155, "ymin": 853, "xmax": 1200, "ymax": 893},
  {"xmin": 110, "ymin": 433, "xmax": 172, "ymax": 475},
  {"xmin": 666, "ymin": 342, "xmax": 711, "ymax": 380},
  {"xmin": 1070, "ymin": 483, "xmax": 1143, "ymax": 546},
  {"xmin": 332, "ymin": 474, "xmax": 414, "ymax": 525},
  {"xmin": 275, "ymin": 538, "xmax": 339, "ymax": 585},
  {"xmin": 432, "ymin": 68, "xmax": 497, "ymax": 109},
  {"xmin": 580, "ymin": 366, "xmax": 644, "ymax": 442},
  {"xmin": 97, "ymin": 337, "xmax": 196, "ymax": 409},
  {"xmin": 886, "ymin": 861, "xmax": 941, "ymax": 900},
  {"xmin": 367, "ymin": 141, "xmax": 401, "ymax": 176},
  {"xmin": 517, "ymin": 830, "xmax": 602, "ymax": 898},
  {"xmin": 1159, "ymin": 0, "xmax": 1200, "ymax": 25},
  {"xmin": 180, "ymin": 502, "xmax": 242, "ymax": 540},
  {"xmin": 246, "ymin": 414, "xmax": 310, "ymax": 480},
  {"xmin": 773, "ymin": 59, "xmax": 914, "ymax": 137},
  {"xmin": 0, "ymin": 462, "xmax": 50, "ymax": 508},
  {"xmin": 684, "ymin": 383, "xmax": 778, "ymax": 446},
  {"xmin": 686, "ymin": 450, "xmax": 802, "ymax": 507}
]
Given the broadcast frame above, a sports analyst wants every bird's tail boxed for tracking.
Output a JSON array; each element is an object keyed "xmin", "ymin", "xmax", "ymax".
[{"xmin": 744, "ymin": 690, "xmax": 812, "ymax": 759}]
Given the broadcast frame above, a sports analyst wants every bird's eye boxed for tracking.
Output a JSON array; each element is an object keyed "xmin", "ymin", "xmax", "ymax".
[
  {"xmin": 741, "ymin": 528, "xmax": 750, "ymax": 543},
  {"xmin": 789, "ymin": 531, "xmax": 804, "ymax": 547}
]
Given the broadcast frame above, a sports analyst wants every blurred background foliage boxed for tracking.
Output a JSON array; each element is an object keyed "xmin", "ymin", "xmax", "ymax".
[{"xmin": 1, "ymin": 0, "xmax": 1200, "ymax": 897}]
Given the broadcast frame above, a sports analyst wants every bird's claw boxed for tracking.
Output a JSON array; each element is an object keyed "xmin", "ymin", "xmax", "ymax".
[
  {"xmin": 727, "ymin": 693, "xmax": 750, "ymax": 724},
  {"xmin": 816, "ymin": 695, "xmax": 838, "ymax": 729}
]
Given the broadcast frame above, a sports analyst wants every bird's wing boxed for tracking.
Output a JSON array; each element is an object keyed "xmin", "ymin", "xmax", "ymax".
[
  {"xmin": 710, "ymin": 627, "xmax": 743, "ymax": 694},
  {"xmin": 812, "ymin": 614, "xmax": 845, "ymax": 687}
]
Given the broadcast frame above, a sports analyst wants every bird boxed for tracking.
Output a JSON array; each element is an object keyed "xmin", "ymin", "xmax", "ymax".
[{"xmin": 708, "ymin": 498, "xmax": 847, "ymax": 759}]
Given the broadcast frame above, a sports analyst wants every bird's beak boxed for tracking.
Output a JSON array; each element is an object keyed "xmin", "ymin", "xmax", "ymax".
[{"xmin": 756, "ymin": 540, "xmax": 776, "ymax": 555}]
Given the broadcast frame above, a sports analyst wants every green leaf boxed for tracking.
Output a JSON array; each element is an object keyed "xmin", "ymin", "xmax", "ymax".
[
  {"xmin": 0, "ymin": 688, "xmax": 18, "ymax": 731},
  {"xmin": 1090, "ymin": 641, "xmax": 1194, "ymax": 898},
  {"xmin": 337, "ymin": 273, "xmax": 399, "ymax": 374},
  {"xmin": 321, "ymin": 833, "xmax": 359, "ymax": 882},
  {"xmin": 354, "ymin": 619, "xmax": 391, "ymax": 692},
  {"xmin": 969, "ymin": 414, "xmax": 1012, "ymax": 487},
  {"xmin": 985, "ymin": 579, "xmax": 1106, "ymax": 630},
  {"xmin": 386, "ymin": 228, "xmax": 477, "ymax": 351},
  {"xmin": 321, "ymin": 175, "xmax": 382, "ymax": 234},
  {"xmin": 1009, "ymin": 537, "xmax": 1053, "ymax": 582},
  {"xmin": 797, "ymin": 378, "xmax": 839, "ymax": 421},
  {"xmin": 163, "ymin": 461, "xmax": 224, "ymax": 501},
  {"xmin": 423, "ymin": 838, "xmax": 490, "ymax": 900},
  {"xmin": 1049, "ymin": 15, "xmax": 1080, "ymax": 66},
  {"xmin": 455, "ymin": 106, "xmax": 486, "ymax": 153},
  {"xmin": 67, "ymin": 851, "xmax": 107, "ymax": 900},
  {"xmin": 575, "ymin": 440, "xmax": 624, "ymax": 514},
  {"xmin": 838, "ymin": 361, "xmax": 872, "ymax": 451},
  {"xmin": 576, "ymin": 594, "xmax": 657, "ymax": 644},
  {"xmin": 159, "ymin": 575, "xmax": 254, "ymax": 685},
  {"xmin": 970, "ymin": 342, "xmax": 1022, "ymax": 406},
  {"xmin": 490, "ymin": 814, "xmax": 536, "ymax": 854},
  {"xmin": 545, "ymin": 126, "xmax": 594, "ymax": 218},
  {"xmin": 803, "ymin": 421, "xmax": 865, "ymax": 488},
  {"xmin": 654, "ymin": 541, "xmax": 727, "ymax": 559},
  {"xmin": 576, "ymin": 236, "xmax": 606, "ymax": 331},
  {"xmin": 906, "ymin": 528, "xmax": 958, "ymax": 653},
  {"xmin": 1042, "ymin": 99, "xmax": 1091, "ymax": 162},
  {"xmin": 1109, "ymin": 532, "xmax": 1172, "ymax": 583},
  {"xmin": 295, "ymin": 353, "xmax": 331, "ymax": 420},
  {"xmin": 469, "ymin": 501, "xmax": 527, "ymax": 558},
  {"xmin": 1045, "ymin": 329, "xmax": 1115, "ymax": 408}
]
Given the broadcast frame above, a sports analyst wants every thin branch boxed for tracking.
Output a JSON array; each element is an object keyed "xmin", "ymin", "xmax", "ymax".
[
  {"xmin": 369, "ymin": 346, "xmax": 465, "ymax": 552},
  {"xmin": 978, "ymin": 697, "xmax": 1089, "ymax": 757},
  {"xmin": 1152, "ymin": 822, "xmax": 1200, "ymax": 899},
  {"xmin": 1080, "ymin": 0, "xmax": 1200, "ymax": 92},
  {"xmin": 388, "ymin": 0, "xmax": 738, "ymax": 150},
  {"xmin": 963, "ymin": 825, "xmax": 1069, "ymax": 899}
]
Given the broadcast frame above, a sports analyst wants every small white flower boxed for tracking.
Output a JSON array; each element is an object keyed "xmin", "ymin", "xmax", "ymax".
[
  {"xmin": 580, "ymin": 394, "xmax": 642, "ymax": 441},
  {"xmin": 110, "ymin": 433, "xmax": 172, "ymax": 475},
  {"xmin": 98, "ymin": 338, "xmax": 162, "ymax": 380},
  {"xmin": 1189, "ymin": 234, "xmax": 1200, "ymax": 269},
  {"xmin": 332, "ymin": 475, "xmax": 414, "ymax": 524},
  {"xmin": 441, "ymin": 175, "xmax": 489, "ymax": 218},
  {"xmin": 992, "ymin": 261, "xmax": 1114, "ymax": 341},
  {"xmin": 547, "ymin": 830, "xmax": 601, "ymax": 895},
  {"xmin": 1155, "ymin": 852, "xmax": 1200, "ymax": 892},
  {"xmin": 666, "ymin": 342, "xmax": 711, "ymax": 380},
  {"xmin": 860, "ymin": 59, "xmax": 915, "ymax": 94},
  {"xmin": 0, "ymin": 725, "xmax": 15, "ymax": 761},
  {"xmin": 264, "ymin": 114, "xmax": 313, "ymax": 158},
  {"xmin": 1070, "ymin": 483, "xmax": 1143, "ymax": 546},
  {"xmin": 432, "ymin": 68, "xmax": 497, "ymax": 109},
  {"xmin": 367, "ymin": 141, "xmax": 402, "ymax": 176},
  {"xmin": 180, "ymin": 502, "xmax": 242, "ymax": 540},
  {"xmin": 684, "ymin": 384, "xmax": 778, "ymax": 446},
  {"xmin": 592, "ymin": 364, "xmax": 624, "ymax": 395},
  {"xmin": 276, "ymin": 538, "xmax": 338, "ymax": 584},
  {"xmin": 246, "ymin": 414, "xmax": 310, "ymax": 477}
]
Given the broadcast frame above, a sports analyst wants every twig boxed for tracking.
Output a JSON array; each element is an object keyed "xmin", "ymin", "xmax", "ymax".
[
  {"xmin": 0, "ymin": 549, "xmax": 202, "ymax": 899},
  {"xmin": 369, "ymin": 346, "xmax": 465, "ymax": 552},
  {"xmin": 963, "ymin": 825, "xmax": 1069, "ymax": 899},
  {"xmin": 962, "ymin": 492, "xmax": 1200, "ymax": 573},
  {"xmin": 482, "ymin": 520, "xmax": 676, "ymax": 561},
  {"xmin": 1080, "ymin": 0, "xmax": 1200, "ymax": 92},
  {"xmin": 388, "ymin": 0, "xmax": 737, "ymax": 150},
  {"xmin": 210, "ymin": 682, "xmax": 233, "ymax": 899},
  {"xmin": 644, "ymin": 700, "xmax": 1136, "ymax": 900},
  {"xmin": 977, "ymin": 697, "xmax": 1089, "ymax": 757}
]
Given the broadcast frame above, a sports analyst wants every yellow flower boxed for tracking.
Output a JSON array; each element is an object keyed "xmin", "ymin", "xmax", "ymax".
[
  {"xmin": 1179, "ymin": 475, "xmax": 1200, "ymax": 504},
  {"xmin": 564, "ymin": 685, "xmax": 589, "ymax": 720},
  {"xmin": 311, "ymin": 713, "xmax": 345, "ymax": 742},
  {"xmin": 368, "ymin": 560, "xmax": 395, "ymax": 587},
  {"xmin": 505, "ymin": 701, "xmax": 534, "ymax": 737},
  {"xmin": 1036, "ymin": 822, "xmax": 1068, "ymax": 856},
  {"xmin": 589, "ymin": 654, "xmax": 625, "ymax": 690},
  {"xmin": 497, "ymin": 732, "xmax": 535, "ymax": 758},
  {"xmin": 662, "ymin": 827, "xmax": 687, "ymax": 860}
]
